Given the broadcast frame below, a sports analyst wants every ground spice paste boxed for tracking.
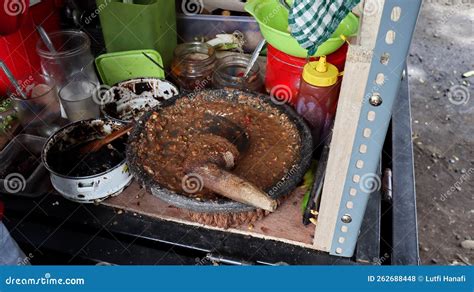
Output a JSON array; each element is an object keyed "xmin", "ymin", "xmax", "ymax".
[{"xmin": 132, "ymin": 92, "xmax": 301, "ymax": 201}]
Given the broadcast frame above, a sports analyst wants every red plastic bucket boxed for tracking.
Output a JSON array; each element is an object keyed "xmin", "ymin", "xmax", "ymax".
[{"xmin": 265, "ymin": 43, "xmax": 348, "ymax": 105}]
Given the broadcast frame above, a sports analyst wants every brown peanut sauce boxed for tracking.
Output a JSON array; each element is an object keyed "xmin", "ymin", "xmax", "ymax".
[{"xmin": 132, "ymin": 93, "xmax": 300, "ymax": 201}]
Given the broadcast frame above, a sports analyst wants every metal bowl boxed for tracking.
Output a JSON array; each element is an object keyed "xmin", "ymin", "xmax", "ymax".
[{"xmin": 101, "ymin": 77, "xmax": 179, "ymax": 124}]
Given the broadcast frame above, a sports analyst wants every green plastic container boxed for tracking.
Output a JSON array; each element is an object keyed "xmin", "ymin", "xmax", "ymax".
[
  {"xmin": 245, "ymin": 0, "xmax": 359, "ymax": 57},
  {"xmin": 96, "ymin": 0, "xmax": 176, "ymax": 68},
  {"xmin": 95, "ymin": 49, "xmax": 165, "ymax": 86}
]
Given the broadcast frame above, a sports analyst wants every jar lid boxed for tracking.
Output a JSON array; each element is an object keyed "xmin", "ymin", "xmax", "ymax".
[{"xmin": 302, "ymin": 56, "xmax": 339, "ymax": 87}]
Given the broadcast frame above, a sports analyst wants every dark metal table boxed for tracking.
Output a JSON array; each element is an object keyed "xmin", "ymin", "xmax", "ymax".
[{"xmin": 0, "ymin": 76, "xmax": 418, "ymax": 265}]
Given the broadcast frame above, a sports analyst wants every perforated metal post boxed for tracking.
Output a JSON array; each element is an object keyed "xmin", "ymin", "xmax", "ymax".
[{"xmin": 329, "ymin": 0, "xmax": 422, "ymax": 257}]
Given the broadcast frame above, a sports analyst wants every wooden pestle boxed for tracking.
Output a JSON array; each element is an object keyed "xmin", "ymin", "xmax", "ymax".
[
  {"xmin": 182, "ymin": 114, "xmax": 277, "ymax": 212},
  {"xmin": 188, "ymin": 163, "xmax": 277, "ymax": 212}
]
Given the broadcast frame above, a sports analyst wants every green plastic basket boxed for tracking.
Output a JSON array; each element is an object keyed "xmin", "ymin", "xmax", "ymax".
[
  {"xmin": 96, "ymin": 0, "xmax": 176, "ymax": 68},
  {"xmin": 95, "ymin": 49, "xmax": 165, "ymax": 86}
]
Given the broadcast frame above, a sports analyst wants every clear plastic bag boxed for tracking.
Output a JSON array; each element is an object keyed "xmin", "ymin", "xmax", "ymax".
[{"xmin": 0, "ymin": 222, "xmax": 28, "ymax": 265}]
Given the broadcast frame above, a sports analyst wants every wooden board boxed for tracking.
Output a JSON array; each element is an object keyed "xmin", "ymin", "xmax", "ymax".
[
  {"xmin": 102, "ymin": 182, "xmax": 316, "ymax": 248},
  {"xmin": 313, "ymin": 0, "xmax": 385, "ymax": 251}
]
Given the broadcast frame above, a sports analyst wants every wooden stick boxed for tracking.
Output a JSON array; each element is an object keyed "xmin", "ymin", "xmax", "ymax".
[
  {"xmin": 313, "ymin": 0, "xmax": 385, "ymax": 251},
  {"xmin": 79, "ymin": 124, "xmax": 134, "ymax": 154},
  {"xmin": 191, "ymin": 163, "xmax": 277, "ymax": 212}
]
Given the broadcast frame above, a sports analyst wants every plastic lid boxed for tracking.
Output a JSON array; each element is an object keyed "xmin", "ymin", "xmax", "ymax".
[{"xmin": 302, "ymin": 56, "xmax": 339, "ymax": 87}]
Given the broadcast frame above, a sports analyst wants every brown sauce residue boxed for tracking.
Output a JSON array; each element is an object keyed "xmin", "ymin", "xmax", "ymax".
[{"xmin": 132, "ymin": 93, "xmax": 301, "ymax": 200}]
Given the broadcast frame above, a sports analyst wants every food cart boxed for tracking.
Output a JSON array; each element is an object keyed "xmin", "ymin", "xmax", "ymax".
[{"xmin": 0, "ymin": 0, "xmax": 421, "ymax": 265}]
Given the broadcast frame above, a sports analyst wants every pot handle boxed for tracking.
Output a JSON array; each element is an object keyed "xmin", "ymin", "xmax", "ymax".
[{"xmin": 77, "ymin": 181, "xmax": 96, "ymax": 192}]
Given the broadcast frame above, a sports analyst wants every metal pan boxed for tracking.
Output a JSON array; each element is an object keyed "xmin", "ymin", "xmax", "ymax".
[
  {"xmin": 126, "ymin": 89, "xmax": 313, "ymax": 213},
  {"xmin": 0, "ymin": 134, "xmax": 50, "ymax": 197}
]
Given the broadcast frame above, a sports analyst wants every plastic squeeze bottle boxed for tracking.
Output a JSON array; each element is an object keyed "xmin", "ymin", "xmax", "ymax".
[{"xmin": 296, "ymin": 56, "xmax": 342, "ymax": 148}]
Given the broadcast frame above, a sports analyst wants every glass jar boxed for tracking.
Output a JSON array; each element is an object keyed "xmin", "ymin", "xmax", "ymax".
[
  {"xmin": 7, "ymin": 74, "xmax": 62, "ymax": 137},
  {"xmin": 212, "ymin": 54, "xmax": 263, "ymax": 92},
  {"xmin": 171, "ymin": 42, "xmax": 216, "ymax": 91},
  {"xmin": 59, "ymin": 80, "xmax": 101, "ymax": 122},
  {"xmin": 36, "ymin": 30, "xmax": 99, "ymax": 90}
]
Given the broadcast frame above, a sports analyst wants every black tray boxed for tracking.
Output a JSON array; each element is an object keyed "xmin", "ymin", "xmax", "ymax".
[{"xmin": 0, "ymin": 134, "xmax": 51, "ymax": 197}]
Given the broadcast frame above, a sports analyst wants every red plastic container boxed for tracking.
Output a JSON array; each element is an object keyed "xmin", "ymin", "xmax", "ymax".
[
  {"xmin": 0, "ymin": 0, "xmax": 29, "ymax": 36},
  {"xmin": 0, "ymin": 0, "xmax": 62, "ymax": 96},
  {"xmin": 265, "ymin": 43, "xmax": 348, "ymax": 105}
]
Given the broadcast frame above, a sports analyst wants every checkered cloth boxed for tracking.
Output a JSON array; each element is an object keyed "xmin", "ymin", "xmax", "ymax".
[{"xmin": 289, "ymin": 0, "xmax": 361, "ymax": 56}]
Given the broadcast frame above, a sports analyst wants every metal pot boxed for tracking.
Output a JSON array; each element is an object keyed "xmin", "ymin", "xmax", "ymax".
[{"xmin": 42, "ymin": 119, "xmax": 133, "ymax": 203}]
